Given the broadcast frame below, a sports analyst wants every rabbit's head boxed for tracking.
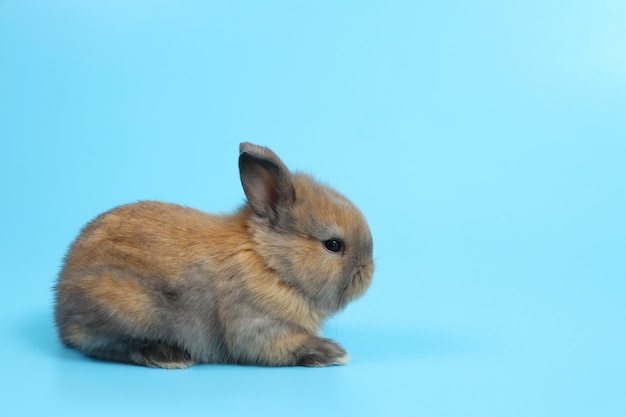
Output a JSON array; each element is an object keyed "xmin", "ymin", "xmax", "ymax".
[{"xmin": 239, "ymin": 143, "xmax": 373, "ymax": 314}]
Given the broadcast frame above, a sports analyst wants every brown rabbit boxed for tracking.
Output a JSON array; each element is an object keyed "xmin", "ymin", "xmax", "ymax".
[{"xmin": 54, "ymin": 143, "xmax": 373, "ymax": 368}]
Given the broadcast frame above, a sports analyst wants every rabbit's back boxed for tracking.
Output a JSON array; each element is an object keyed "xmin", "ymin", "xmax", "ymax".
[{"xmin": 62, "ymin": 201, "xmax": 234, "ymax": 275}]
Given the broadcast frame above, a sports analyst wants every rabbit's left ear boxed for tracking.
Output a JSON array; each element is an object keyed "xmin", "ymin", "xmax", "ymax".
[{"xmin": 238, "ymin": 143, "xmax": 296, "ymax": 220}]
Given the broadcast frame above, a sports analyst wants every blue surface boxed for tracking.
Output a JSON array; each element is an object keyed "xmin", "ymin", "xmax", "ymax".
[{"xmin": 1, "ymin": 1, "xmax": 625, "ymax": 416}]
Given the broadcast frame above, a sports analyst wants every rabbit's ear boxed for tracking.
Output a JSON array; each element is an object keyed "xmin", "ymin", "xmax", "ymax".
[{"xmin": 239, "ymin": 143, "xmax": 295, "ymax": 219}]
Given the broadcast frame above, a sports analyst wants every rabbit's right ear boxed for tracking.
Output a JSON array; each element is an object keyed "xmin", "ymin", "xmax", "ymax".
[{"xmin": 238, "ymin": 143, "xmax": 296, "ymax": 220}]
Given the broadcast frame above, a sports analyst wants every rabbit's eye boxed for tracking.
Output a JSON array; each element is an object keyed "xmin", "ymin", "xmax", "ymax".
[{"xmin": 324, "ymin": 239, "xmax": 343, "ymax": 253}]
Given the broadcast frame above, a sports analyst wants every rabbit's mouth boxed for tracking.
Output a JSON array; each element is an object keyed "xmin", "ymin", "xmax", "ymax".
[{"xmin": 338, "ymin": 263, "xmax": 373, "ymax": 309}]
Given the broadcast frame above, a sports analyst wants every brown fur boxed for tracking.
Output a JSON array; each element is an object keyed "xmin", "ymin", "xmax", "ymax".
[{"xmin": 54, "ymin": 143, "xmax": 374, "ymax": 368}]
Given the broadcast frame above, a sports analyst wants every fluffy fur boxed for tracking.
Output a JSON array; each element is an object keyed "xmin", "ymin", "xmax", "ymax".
[{"xmin": 54, "ymin": 143, "xmax": 374, "ymax": 368}]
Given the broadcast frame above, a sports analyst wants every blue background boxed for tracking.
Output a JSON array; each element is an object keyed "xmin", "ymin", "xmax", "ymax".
[{"xmin": 1, "ymin": 1, "xmax": 625, "ymax": 416}]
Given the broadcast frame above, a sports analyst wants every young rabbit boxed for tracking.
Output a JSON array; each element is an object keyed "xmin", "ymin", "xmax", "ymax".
[{"xmin": 54, "ymin": 143, "xmax": 373, "ymax": 368}]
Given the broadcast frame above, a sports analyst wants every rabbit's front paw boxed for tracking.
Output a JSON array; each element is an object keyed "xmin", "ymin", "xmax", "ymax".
[{"xmin": 295, "ymin": 336, "xmax": 350, "ymax": 367}]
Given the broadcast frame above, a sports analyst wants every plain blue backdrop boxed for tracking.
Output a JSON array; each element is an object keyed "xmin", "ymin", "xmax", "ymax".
[{"xmin": 1, "ymin": 1, "xmax": 625, "ymax": 416}]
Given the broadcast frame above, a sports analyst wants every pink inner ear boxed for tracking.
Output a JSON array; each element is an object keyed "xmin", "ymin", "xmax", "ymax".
[{"xmin": 251, "ymin": 164, "xmax": 279, "ymax": 209}]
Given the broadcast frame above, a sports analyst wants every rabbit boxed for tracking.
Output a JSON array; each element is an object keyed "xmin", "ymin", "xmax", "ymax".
[{"xmin": 54, "ymin": 142, "xmax": 374, "ymax": 368}]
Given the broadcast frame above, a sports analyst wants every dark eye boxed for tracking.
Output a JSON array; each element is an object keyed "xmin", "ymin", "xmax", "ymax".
[{"xmin": 324, "ymin": 239, "xmax": 343, "ymax": 253}]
